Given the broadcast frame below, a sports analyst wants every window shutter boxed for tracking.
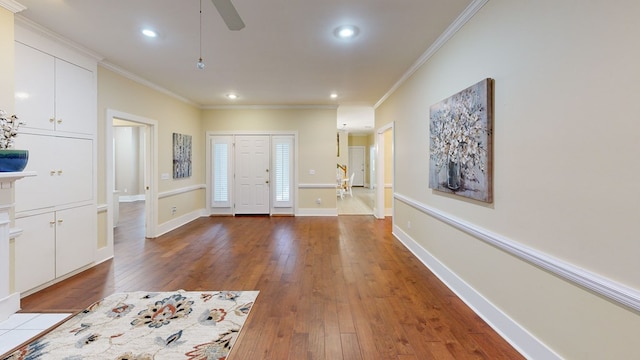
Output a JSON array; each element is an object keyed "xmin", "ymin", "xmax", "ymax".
[
  {"xmin": 211, "ymin": 136, "xmax": 232, "ymax": 207},
  {"xmin": 272, "ymin": 136, "xmax": 293, "ymax": 208}
]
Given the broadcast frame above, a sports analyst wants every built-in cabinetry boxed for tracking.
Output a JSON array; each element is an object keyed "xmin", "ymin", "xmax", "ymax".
[
  {"xmin": 14, "ymin": 205, "xmax": 94, "ymax": 293},
  {"xmin": 14, "ymin": 42, "xmax": 94, "ymax": 134},
  {"xmin": 12, "ymin": 27, "xmax": 97, "ymax": 295}
]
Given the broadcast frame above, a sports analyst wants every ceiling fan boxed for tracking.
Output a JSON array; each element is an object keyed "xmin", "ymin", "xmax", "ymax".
[{"xmin": 210, "ymin": 0, "xmax": 245, "ymax": 31}]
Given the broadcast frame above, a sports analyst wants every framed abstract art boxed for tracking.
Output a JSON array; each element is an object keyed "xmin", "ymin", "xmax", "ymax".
[{"xmin": 173, "ymin": 133, "xmax": 192, "ymax": 179}]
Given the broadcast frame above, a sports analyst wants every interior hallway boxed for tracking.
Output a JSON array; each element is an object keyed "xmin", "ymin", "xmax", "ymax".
[
  {"xmin": 337, "ymin": 186, "xmax": 374, "ymax": 215},
  {"xmin": 12, "ymin": 205, "xmax": 522, "ymax": 359}
]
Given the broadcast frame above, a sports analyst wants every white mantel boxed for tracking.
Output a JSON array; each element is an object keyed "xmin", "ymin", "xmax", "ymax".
[{"xmin": 0, "ymin": 171, "xmax": 35, "ymax": 322}]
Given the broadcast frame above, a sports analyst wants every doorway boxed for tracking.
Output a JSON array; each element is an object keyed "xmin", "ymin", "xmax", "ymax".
[
  {"xmin": 375, "ymin": 123, "xmax": 394, "ymax": 219},
  {"xmin": 235, "ymin": 135, "xmax": 270, "ymax": 214},
  {"xmin": 103, "ymin": 109, "xmax": 158, "ymax": 260},
  {"xmin": 207, "ymin": 133, "xmax": 296, "ymax": 216},
  {"xmin": 113, "ymin": 123, "xmax": 146, "ymax": 234},
  {"xmin": 348, "ymin": 146, "xmax": 366, "ymax": 187}
]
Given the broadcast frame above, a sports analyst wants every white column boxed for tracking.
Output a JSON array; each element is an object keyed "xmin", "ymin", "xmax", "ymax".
[{"xmin": 0, "ymin": 172, "xmax": 35, "ymax": 322}]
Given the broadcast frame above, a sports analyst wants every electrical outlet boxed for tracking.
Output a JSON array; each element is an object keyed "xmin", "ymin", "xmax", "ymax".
[
  {"xmin": 171, "ymin": 206, "xmax": 177, "ymax": 215},
  {"xmin": 315, "ymin": 198, "xmax": 322, "ymax": 204},
  {"xmin": 407, "ymin": 221, "xmax": 411, "ymax": 229}
]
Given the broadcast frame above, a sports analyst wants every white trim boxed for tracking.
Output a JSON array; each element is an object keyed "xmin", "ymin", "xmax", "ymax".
[
  {"xmin": 15, "ymin": 16, "xmax": 104, "ymax": 62},
  {"xmin": 0, "ymin": 292, "xmax": 20, "ymax": 322},
  {"xmin": 203, "ymin": 104, "xmax": 338, "ymax": 110},
  {"xmin": 158, "ymin": 184, "xmax": 206, "ymax": 199},
  {"xmin": 394, "ymin": 192, "xmax": 640, "ymax": 313},
  {"xmin": 156, "ymin": 209, "xmax": 208, "ymax": 237},
  {"xmin": 118, "ymin": 194, "xmax": 145, "ymax": 202},
  {"xmin": 0, "ymin": 0, "xmax": 26, "ymax": 13},
  {"xmin": 392, "ymin": 225, "xmax": 560, "ymax": 360},
  {"xmin": 374, "ymin": 0, "xmax": 489, "ymax": 109},
  {"xmin": 298, "ymin": 183, "xmax": 337, "ymax": 189},
  {"xmin": 9, "ymin": 227, "xmax": 22, "ymax": 239},
  {"xmin": 296, "ymin": 208, "xmax": 337, "ymax": 217},
  {"xmin": 106, "ymin": 109, "xmax": 159, "ymax": 254},
  {"xmin": 375, "ymin": 123, "xmax": 394, "ymax": 219}
]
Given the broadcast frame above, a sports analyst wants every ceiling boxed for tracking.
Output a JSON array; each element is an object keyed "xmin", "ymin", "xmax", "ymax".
[{"xmin": 13, "ymin": 0, "xmax": 473, "ymax": 131}]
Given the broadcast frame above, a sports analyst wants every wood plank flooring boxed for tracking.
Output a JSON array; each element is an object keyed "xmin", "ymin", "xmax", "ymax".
[{"xmin": 19, "ymin": 202, "xmax": 523, "ymax": 359}]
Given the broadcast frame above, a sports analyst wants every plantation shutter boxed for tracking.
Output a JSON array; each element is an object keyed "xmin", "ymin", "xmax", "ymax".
[
  {"xmin": 211, "ymin": 136, "xmax": 232, "ymax": 207},
  {"xmin": 272, "ymin": 135, "xmax": 293, "ymax": 208}
]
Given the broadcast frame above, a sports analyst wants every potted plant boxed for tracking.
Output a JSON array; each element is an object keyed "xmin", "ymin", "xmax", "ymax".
[{"xmin": 0, "ymin": 109, "xmax": 28, "ymax": 172}]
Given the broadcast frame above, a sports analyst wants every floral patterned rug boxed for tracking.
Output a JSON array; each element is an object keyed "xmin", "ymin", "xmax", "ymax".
[{"xmin": 2, "ymin": 290, "xmax": 259, "ymax": 360}]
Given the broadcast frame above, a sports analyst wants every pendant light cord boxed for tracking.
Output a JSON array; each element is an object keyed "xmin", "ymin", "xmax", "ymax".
[{"xmin": 199, "ymin": 0, "xmax": 203, "ymax": 60}]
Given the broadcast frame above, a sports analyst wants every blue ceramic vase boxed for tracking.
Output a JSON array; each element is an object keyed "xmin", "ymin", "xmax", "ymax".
[{"xmin": 0, "ymin": 149, "xmax": 29, "ymax": 172}]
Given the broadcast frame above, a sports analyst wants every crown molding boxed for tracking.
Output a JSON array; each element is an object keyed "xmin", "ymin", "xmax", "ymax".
[
  {"xmin": 0, "ymin": 0, "xmax": 26, "ymax": 13},
  {"xmin": 204, "ymin": 104, "xmax": 338, "ymax": 110},
  {"xmin": 374, "ymin": 0, "xmax": 489, "ymax": 109},
  {"xmin": 99, "ymin": 61, "xmax": 198, "ymax": 107},
  {"xmin": 14, "ymin": 15, "xmax": 104, "ymax": 61}
]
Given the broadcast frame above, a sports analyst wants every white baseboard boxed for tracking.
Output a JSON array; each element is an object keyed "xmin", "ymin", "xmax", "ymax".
[
  {"xmin": 0, "ymin": 292, "xmax": 20, "ymax": 322},
  {"xmin": 392, "ymin": 225, "xmax": 561, "ymax": 360},
  {"xmin": 119, "ymin": 194, "xmax": 145, "ymax": 202},
  {"xmin": 156, "ymin": 209, "xmax": 208, "ymax": 237},
  {"xmin": 296, "ymin": 208, "xmax": 338, "ymax": 216}
]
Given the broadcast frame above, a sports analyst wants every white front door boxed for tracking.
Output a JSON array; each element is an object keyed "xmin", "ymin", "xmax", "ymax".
[
  {"xmin": 349, "ymin": 146, "xmax": 366, "ymax": 187},
  {"xmin": 235, "ymin": 135, "xmax": 270, "ymax": 214}
]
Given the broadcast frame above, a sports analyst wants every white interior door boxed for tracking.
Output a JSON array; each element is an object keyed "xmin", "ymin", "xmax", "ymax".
[
  {"xmin": 235, "ymin": 135, "xmax": 270, "ymax": 214},
  {"xmin": 349, "ymin": 146, "xmax": 366, "ymax": 187}
]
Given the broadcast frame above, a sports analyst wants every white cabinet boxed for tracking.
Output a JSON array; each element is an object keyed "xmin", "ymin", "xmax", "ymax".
[
  {"xmin": 13, "ymin": 212, "xmax": 55, "ymax": 294},
  {"xmin": 15, "ymin": 42, "xmax": 95, "ymax": 135},
  {"xmin": 14, "ymin": 205, "xmax": 95, "ymax": 293},
  {"xmin": 14, "ymin": 134, "xmax": 93, "ymax": 213},
  {"xmin": 13, "ymin": 27, "xmax": 98, "ymax": 295}
]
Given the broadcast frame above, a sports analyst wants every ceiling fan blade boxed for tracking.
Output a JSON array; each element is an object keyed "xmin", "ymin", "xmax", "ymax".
[{"xmin": 210, "ymin": 0, "xmax": 245, "ymax": 31}]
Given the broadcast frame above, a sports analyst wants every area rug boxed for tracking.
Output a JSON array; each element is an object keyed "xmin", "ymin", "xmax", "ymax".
[{"xmin": 2, "ymin": 290, "xmax": 259, "ymax": 360}]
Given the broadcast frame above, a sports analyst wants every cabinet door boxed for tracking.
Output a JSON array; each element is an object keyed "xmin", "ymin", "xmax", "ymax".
[
  {"xmin": 55, "ymin": 136, "xmax": 93, "ymax": 206},
  {"xmin": 14, "ymin": 134, "xmax": 58, "ymax": 212},
  {"xmin": 55, "ymin": 59, "xmax": 94, "ymax": 135},
  {"xmin": 14, "ymin": 42, "xmax": 56, "ymax": 131},
  {"xmin": 14, "ymin": 135, "xmax": 93, "ymax": 212},
  {"xmin": 14, "ymin": 213, "xmax": 56, "ymax": 293},
  {"xmin": 55, "ymin": 205, "xmax": 95, "ymax": 277}
]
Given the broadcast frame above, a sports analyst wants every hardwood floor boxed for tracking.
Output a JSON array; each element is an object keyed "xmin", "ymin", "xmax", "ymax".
[{"xmin": 20, "ymin": 202, "xmax": 523, "ymax": 359}]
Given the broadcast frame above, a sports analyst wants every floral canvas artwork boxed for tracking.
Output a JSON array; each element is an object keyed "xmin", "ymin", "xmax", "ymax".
[{"xmin": 429, "ymin": 78, "xmax": 493, "ymax": 202}]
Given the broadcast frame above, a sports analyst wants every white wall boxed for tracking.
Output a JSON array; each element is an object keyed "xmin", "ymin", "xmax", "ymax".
[
  {"xmin": 376, "ymin": 0, "xmax": 640, "ymax": 358},
  {"xmin": 113, "ymin": 126, "xmax": 143, "ymax": 198}
]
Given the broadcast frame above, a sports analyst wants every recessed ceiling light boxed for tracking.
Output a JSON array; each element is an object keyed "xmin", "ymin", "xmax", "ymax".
[
  {"xmin": 334, "ymin": 25, "xmax": 359, "ymax": 39},
  {"xmin": 227, "ymin": 93, "xmax": 238, "ymax": 100},
  {"xmin": 330, "ymin": 93, "xmax": 338, "ymax": 99},
  {"xmin": 142, "ymin": 29, "xmax": 157, "ymax": 38}
]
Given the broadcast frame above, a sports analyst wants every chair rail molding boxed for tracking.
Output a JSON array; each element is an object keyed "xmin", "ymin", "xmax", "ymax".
[{"xmin": 394, "ymin": 192, "xmax": 640, "ymax": 313}]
